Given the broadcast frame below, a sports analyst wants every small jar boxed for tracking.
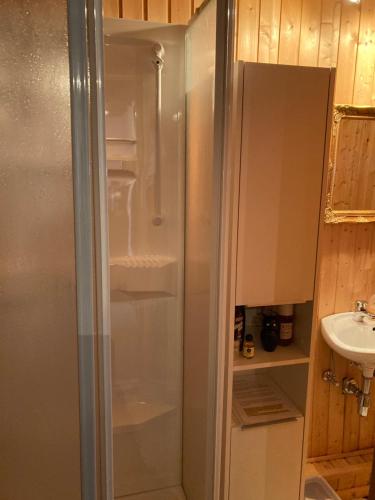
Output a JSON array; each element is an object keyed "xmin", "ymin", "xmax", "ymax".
[
  {"xmin": 277, "ymin": 304, "xmax": 294, "ymax": 346},
  {"xmin": 242, "ymin": 333, "xmax": 255, "ymax": 359}
]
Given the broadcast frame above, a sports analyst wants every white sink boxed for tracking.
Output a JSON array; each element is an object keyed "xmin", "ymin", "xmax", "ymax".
[{"xmin": 321, "ymin": 312, "xmax": 375, "ymax": 378}]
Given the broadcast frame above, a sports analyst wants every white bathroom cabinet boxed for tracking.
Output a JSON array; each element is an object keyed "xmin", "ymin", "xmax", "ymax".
[
  {"xmin": 236, "ymin": 63, "xmax": 333, "ymax": 307},
  {"xmin": 230, "ymin": 418, "xmax": 304, "ymax": 500},
  {"xmin": 224, "ymin": 62, "xmax": 335, "ymax": 500}
]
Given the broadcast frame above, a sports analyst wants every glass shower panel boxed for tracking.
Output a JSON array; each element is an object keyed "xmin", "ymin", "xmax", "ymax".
[
  {"xmin": 0, "ymin": 2, "xmax": 81, "ymax": 499},
  {"xmin": 104, "ymin": 20, "xmax": 185, "ymax": 499},
  {"xmin": 184, "ymin": 1, "xmax": 225, "ymax": 498}
]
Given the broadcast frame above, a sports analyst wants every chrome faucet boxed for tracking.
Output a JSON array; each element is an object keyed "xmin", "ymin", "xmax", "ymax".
[{"xmin": 354, "ymin": 300, "xmax": 375, "ymax": 322}]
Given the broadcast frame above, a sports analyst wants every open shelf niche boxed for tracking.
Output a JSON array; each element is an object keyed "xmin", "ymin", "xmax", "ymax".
[
  {"xmin": 231, "ymin": 301, "xmax": 313, "ymax": 430},
  {"xmin": 233, "ymin": 301, "xmax": 313, "ymax": 372}
]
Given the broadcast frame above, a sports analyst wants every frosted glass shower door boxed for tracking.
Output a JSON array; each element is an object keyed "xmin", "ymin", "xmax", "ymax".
[
  {"xmin": 184, "ymin": 1, "xmax": 235, "ymax": 499},
  {"xmin": 104, "ymin": 20, "xmax": 185, "ymax": 499},
  {"xmin": 0, "ymin": 2, "xmax": 112, "ymax": 500},
  {"xmin": 0, "ymin": 2, "xmax": 82, "ymax": 499},
  {"xmin": 0, "ymin": 3, "xmax": 82, "ymax": 498}
]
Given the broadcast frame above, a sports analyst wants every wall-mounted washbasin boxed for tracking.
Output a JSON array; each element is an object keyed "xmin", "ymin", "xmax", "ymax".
[{"xmin": 321, "ymin": 312, "xmax": 375, "ymax": 378}]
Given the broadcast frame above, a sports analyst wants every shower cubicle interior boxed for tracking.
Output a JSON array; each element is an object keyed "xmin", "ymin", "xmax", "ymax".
[
  {"xmin": 103, "ymin": 1, "xmax": 224, "ymax": 498},
  {"xmin": 105, "ymin": 18, "xmax": 185, "ymax": 500}
]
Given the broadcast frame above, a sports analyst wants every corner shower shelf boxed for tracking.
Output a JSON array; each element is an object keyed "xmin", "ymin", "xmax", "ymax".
[
  {"xmin": 107, "ymin": 159, "xmax": 137, "ymax": 164},
  {"xmin": 107, "ymin": 154, "xmax": 138, "ymax": 163},
  {"xmin": 110, "ymin": 255, "xmax": 178, "ymax": 296},
  {"xmin": 110, "ymin": 255, "xmax": 175, "ymax": 269},
  {"xmin": 113, "ymin": 400, "xmax": 175, "ymax": 433},
  {"xmin": 106, "ymin": 138, "xmax": 137, "ymax": 163},
  {"xmin": 233, "ymin": 338, "xmax": 309, "ymax": 372},
  {"xmin": 106, "ymin": 138, "xmax": 137, "ymax": 143}
]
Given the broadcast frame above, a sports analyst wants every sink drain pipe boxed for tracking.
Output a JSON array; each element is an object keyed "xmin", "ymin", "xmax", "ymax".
[
  {"xmin": 342, "ymin": 376, "xmax": 372, "ymax": 417},
  {"xmin": 359, "ymin": 376, "xmax": 372, "ymax": 417}
]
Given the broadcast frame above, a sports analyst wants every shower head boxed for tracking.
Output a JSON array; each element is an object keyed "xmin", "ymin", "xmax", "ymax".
[
  {"xmin": 153, "ymin": 43, "xmax": 165, "ymax": 60},
  {"xmin": 152, "ymin": 43, "xmax": 165, "ymax": 71}
]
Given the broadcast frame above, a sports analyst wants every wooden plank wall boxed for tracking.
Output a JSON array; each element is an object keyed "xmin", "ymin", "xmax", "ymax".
[
  {"xmin": 104, "ymin": 0, "xmax": 204, "ymax": 23},
  {"xmin": 104, "ymin": 0, "xmax": 375, "ymax": 460}
]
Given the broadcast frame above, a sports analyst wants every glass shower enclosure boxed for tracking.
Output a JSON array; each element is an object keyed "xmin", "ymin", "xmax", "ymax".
[{"xmin": 104, "ymin": 1, "xmax": 234, "ymax": 497}]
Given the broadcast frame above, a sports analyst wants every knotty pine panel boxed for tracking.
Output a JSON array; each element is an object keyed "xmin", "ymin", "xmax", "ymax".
[
  {"xmin": 278, "ymin": 0, "xmax": 302, "ymax": 65},
  {"xmin": 237, "ymin": 0, "xmax": 261, "ymax": 61},
  {"xmin": 121, "ymin": 0, "xmax": 144, "ymax": 19},
  {"xmin": 147, "ymin": 0, "xmax": 169, "ymax": 22},
  {"xmin": 104, "ymin": 0, "xmax": 120, "ymax": 17},
  {"xmin": 299, "ymin": 0, "xmax": 321, "ymax": 67},
  {"xmin": 258, "ymin": 0, "xmax": 281, "ymax": 63},
  {"xmin": 318, "ymin": 0, "xmax": 341, "ymax": 68},
  {"xmin": 106, "ymin": 0, "xmax": 196, "ymax": 23},
  {"xmin": 170, "ymin": 0, "xmax": 192, "ymax": 24}
]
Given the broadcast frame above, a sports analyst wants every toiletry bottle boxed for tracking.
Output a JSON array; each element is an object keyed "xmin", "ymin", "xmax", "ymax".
[
  {"xmin": 247, "ymin": 307, "xmax": 263, "ymax": 337},
  {"xmin": 242, "ymin": 333, "xmax": 255, "ymax": 359},
  {"xmin": 233, "ymin": 329, "xmax": 240, "ymax": 359},
  {"xmin": 234, "ymin": 305, "xmax": 245, "ymax": 352},
  {"xmin": 277, "ymin": 304, "xmax": 294, "ymax": 346},
  {"xmin": 260, "ymin": 313, "xmax": 279, "ymax": 352}
]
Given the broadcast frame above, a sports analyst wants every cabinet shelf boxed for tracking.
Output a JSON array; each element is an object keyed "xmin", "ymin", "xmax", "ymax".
[
  {"xmin": 232, "ymin": 373, "xmax": 302, "ymax": 427},
  {"xmin": 233, "ymin": 340, "xmax": 309, "ymax": 372}
]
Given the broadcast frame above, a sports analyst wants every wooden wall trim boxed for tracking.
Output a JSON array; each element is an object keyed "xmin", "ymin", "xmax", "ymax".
[
  {"xmin": 104, "ymin": 0, "xmax": 121, "ymax": 17},
  {"xmin": 105, "ymin": 0, "xmax": 203, "ymax": 23},
  {"xmin": 121, "ymin": 0, "xmax": 145, "ymax": 20}
]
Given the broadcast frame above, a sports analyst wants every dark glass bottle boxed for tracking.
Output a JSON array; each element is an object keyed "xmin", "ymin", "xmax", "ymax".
[
  {"xmin": 277, "ymin": 304, "xmax": 294, "ymax": 346},
  {"xmin": 261, "ymin": 313, "xmax": 279, "ymax": 352}
]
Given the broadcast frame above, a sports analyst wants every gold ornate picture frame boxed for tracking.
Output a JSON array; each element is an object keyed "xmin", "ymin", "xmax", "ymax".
[{"xmin": 325, "ymin": 104, "xmax": 375, "ymax": 224}]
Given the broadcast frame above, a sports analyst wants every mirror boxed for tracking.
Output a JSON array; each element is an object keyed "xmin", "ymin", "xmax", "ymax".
[{"xmin": 325, "ymin": 105, "xmax": 375, "ymax": 223}]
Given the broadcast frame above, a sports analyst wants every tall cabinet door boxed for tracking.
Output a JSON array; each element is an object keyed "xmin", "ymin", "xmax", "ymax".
[{"xmin": 236, "ymin": 63, "xmax": 332, "ymax": 307}]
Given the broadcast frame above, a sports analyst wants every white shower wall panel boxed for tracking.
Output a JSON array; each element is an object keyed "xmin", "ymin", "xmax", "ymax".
[{"xmin": 104, "ymin": 20, "xmax": 185, "ymax": 499}]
